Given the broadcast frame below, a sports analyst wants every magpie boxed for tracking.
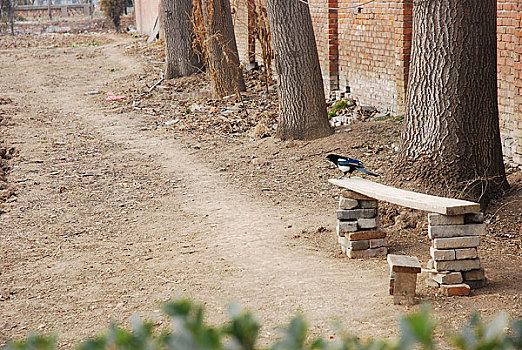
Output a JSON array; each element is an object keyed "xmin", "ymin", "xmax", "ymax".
[{"xmin": 326, "ymin": 154, "xmax": 379, "ymax": 178}]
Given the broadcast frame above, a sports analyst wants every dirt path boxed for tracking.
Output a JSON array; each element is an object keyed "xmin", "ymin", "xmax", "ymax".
[
  {"xmin": 0, "ymin": 36, "xmax": 400, "ymax": 347},
  {"xmin": 1, "ymin": 34, "xmax": 521, "ymax": 348}
]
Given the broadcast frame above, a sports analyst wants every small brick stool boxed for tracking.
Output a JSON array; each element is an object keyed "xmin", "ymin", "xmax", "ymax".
[{"xmin": 387, "ymin": 254, "xmax": 421, "ymax": 305}]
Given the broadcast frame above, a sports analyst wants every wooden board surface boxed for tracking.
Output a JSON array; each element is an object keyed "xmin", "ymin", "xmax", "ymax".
[{"xmin": 329, "ymin": 177, "xmax": 480, "ymax": 215}]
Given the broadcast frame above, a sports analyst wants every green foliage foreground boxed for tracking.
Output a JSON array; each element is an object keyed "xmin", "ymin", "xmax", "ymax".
[{"xmin": 4, "ymin": 299, "xmax": 521, "ymax": 350}]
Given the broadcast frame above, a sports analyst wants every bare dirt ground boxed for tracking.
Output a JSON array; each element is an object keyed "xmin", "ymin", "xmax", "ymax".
[{"xmin": 0, "ymin": 32, "xmax": 521, "ymax": 348}]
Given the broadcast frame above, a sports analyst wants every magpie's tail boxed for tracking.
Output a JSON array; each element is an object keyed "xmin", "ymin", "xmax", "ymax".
[{"xmin": 358, "ymin": 167, "xmax": 380, "ymax": 177}]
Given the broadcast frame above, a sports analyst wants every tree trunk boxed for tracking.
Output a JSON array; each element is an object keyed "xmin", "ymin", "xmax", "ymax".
[
  {"xmin": 161, "ymin": 0, "xmax": 203, "ymax": 79},
  {"xmin": 266, "ymin": 0, "xmax": 332, "ymax": 140},
  {"xmin": 398, "ymin": 0, "xmax": 508, "ymax": 206},
  {"xmin": 9, "ymin": 0, "xmax": 14, "ymax": 35},
  {"xmin": 196, "ymin": 0, "xmax": 246, "ymax": 97},
  {"xmin": 48, "ymin": 0, "xmax": 52, "ymax": 20}
]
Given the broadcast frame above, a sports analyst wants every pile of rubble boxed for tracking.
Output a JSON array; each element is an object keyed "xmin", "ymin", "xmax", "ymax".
[{"xmin": 327, "ymin": 98, "xmax": 392, "ymax": 127}]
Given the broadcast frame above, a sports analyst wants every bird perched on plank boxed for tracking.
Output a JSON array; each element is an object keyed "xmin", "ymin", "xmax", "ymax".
[{"xmin": 326, "ymin": 154, "xmax": 379, "ymax": 178}]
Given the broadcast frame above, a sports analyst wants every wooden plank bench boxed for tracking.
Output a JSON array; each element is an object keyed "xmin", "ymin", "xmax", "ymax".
[{"xmin": 329, "ymin": 177, "xmax": 487, "ymax": 297}]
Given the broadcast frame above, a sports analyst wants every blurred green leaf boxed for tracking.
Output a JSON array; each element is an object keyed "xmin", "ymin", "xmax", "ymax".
[
  {"xmin": 223, "ymin": 304, "xmax": 260, "ymax": 350},
  {"xmin": 271, "ymin": 315, "xmax": 308, "ymax": 350},
  {"xmin": 4, "ymin": 335, "xmax": 56, "ymax": 350},
  {"xmin": 397, "ymin": 306, "xmax": 435, "ymax": 350}
]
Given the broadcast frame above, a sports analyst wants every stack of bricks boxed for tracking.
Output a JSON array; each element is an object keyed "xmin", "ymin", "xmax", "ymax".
[
  {"xmin": 336, "ymin": 190, "xmax": 387, "ymax": 259},
  {"xmin": 425, "ymin": 213, "xmax": 487, "ymax": 296}
]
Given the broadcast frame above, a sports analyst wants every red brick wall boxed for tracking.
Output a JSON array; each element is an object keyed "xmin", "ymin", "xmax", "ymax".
[
  {"xmin": 142, "ymin": 0, "xmax": 521, "ymax": 164},
  {"xmin": 335, "ymin": 0, "xmax": 410, "ymax": 112},
  {"xmin": 512, "ymin": 1, "xmax": 522, "ymax": 164},
  {"xmin": 230, "ymin": 0, "xmax": 250, "ymax": 63},
  {"xmin": 497, "ymin": 0, "xmax": 518, "ymax": 163}
]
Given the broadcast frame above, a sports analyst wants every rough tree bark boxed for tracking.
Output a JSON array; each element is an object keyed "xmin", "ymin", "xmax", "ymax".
[
  {"xmin": 196, "ymin": 0, "xmax": 246, "ymax": 97},
  {"xmin": 266, "ymin": 0, "xmax": 332, "ymax": 140},
  {"xmin": 161, "ymin": 0, "xmax": 203, "ymax": 79},
  {"xmin": 398, "ymin": 0, "xmax": 508, "ymax": 206}
]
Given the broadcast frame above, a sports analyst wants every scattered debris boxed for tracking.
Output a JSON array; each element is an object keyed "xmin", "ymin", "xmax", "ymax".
[{"xmin": 106, "ymin": 92, "xmax": 125, "ymax": 101}]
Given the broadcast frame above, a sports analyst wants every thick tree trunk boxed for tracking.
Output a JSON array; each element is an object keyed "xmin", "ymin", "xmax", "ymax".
[
  {"xmin": 197, "ymin": 0, "xmax": 246, "ymax": 97},
  {"xmin": 398, "ymin": 0, "xmax": 508, "ymax": 206},
  {"xmin": 266, "ymin": 0, "xmax": 332, "ymax": 140},
  {"xmin": 161, "ymin": 0, "xmax": 202, "ymax": 79}
]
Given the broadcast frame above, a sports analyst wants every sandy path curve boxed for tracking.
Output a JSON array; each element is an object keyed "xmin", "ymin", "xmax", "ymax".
[{"xmin": 1, "ymin": 35, "xmax": 402, "ymax": 347}]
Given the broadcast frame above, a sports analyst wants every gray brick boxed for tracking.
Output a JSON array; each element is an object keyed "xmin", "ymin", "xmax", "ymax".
[
  {"xmin": 347, "ymin": 239, "xmax": 370, "ymax": 250},
  {"xmin": 339, "ymin": 197, "xmax": 358, "ymax": 210},
  {"xmin": 337, "ymin": 209, "xmax": 377, "ymax": 220},
  {"xmin": 428, "ymin": 224, "xmax": 486, "ymax": 239},
  {"xmin": 455, "ymin": 248, "xmax": 478, "ymax": 260},
  {"xmin": 357, "ymin": 217, "xmax": 377, "ymax": 229},
  {"xmin": 341, "ymin": 189, "xmax": 372, "ymax": 200},
  {"xmin": 359, "ymin": 200, "xmax": 378, "ymax": 209},
  {"xmin": 464, "ymin": 212, "xmax": 484, "ymax": 224},
  {"xmin": 434, "ymin": 259, "xmax": 482, "ymax": 271},
  {"xmin": 370, "ymin": 237, "xmax": 387, "ymax": 248},
  {"xmin": 337, "ymin": 221, "xmax": 358, "ymax": 236},
  {"xmin": 429, "ymin": 272, "xmax": 463, "ymax": 284},
  {"xmin": 428, "ymin": 213, "xmax": 464, "ymax": 226},
  {"xmin": 433, "ymin": 236, "xmax": 480, "ymax": 249},
  {"xmin": 430, "ymin": 247, "xmax": 456, "ymax": 261},
  {"xmin": 347, "ymin": 247, "xmax": 387, "ymax": 259},
  {"xmin": 463, "ymin": 269, "xmax": 485, "ymax": 281}
]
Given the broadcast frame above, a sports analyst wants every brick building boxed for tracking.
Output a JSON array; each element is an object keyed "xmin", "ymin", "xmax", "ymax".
[
  {"xmin": 134, "ymin": 0, "xmax": 160, "ymax": 35},
  {"xmin": 230, "ymin": 0, "xmax": 521, "ymax": 166},
  {"xmin": 134, "ymin": 0, "xmax": 521, "ymax": 166}
]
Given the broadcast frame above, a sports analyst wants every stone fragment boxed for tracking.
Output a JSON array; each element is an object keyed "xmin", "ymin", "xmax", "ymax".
[
  {"xmin": 357, "ymin": 217, "xmax": 377, "ymax": 229},
  {"xmin": 434, "ymin": 259, "xmax": 481, "ymax": 272},
  {"xmin": 430, "ymin": 271, "xmax": 463, "ymax": 284},
  {"xmin": 430, "ymin": 247, "xmax": 456, "ymax": 261},
  {"xmin": 341, "ymin": 245, "xmax": 347, "ymax": 254},
  {"xmin": 428, "ymin": 224, "xmax": 486, "ymax": 239},
  {"xmin": 427, "ymin": 259, "xmax": 434, "ymax": 270},
  {"xmin": 347, "ymin": 247, "xmax": 387, "ymax": 259},
  {"xmin": 341, "ymin": 189, "xmax": 372, "ymax": 200},
  {"xmin": 348, "ymin": 228, "xmax": 386, "ymax": 241},
  {"xmin": 347, "ymin": 239, "xmax": 370, "ymax": 250},
  {"xmin": 433, "ymin": 236, "xmax": 480, "ymax": 249},
  {"xmin": 337, "ymin": 209, "xmax": 377, "ymax": 220},
  {"xmin": 463, "ymin": 268, "xmax": 485, "ymax": 281},
  {"xmin": 370, "ymin": 237, "xmax": 387, "ymax": 248},
  {"xmin": 358, "ymin": 200, "xmax": 378, "ymax": 209},
  {"xmin": 425, "ymin": 278, "xmax": 440, "ymax": 288},
  {"xmin": 464, "ymin": 212, "xmax": 484, "ymax": 224},
  {"xmin": 387, "ymin": 254, "xmax": 421, "ymax": 273},
  {"xmin": 337, "ymin": 221, "xmax": 358, "ymax": 236},
  {"xmin": 455, "ymin": 248, "xmax": 478, "ymax": 260},
  {"xmin": 440, "ymin": 283, "xmax": 470, "ymax": 296},
  {"xmin": 428, "ymin": 213, "xmax": 464, "ymax": 226},
  {"xmin": 339, "ymin": 197, "xmax": 358, "ymax": 210}
]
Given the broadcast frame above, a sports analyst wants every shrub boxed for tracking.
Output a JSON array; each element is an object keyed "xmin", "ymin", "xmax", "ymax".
[
  {"xmin": 3, "ymin": 300, "xmax": 521, "ymax": 350},
  {"xmin": 100, "ymin": 0, "xmax": 126, "ymax": 31}
]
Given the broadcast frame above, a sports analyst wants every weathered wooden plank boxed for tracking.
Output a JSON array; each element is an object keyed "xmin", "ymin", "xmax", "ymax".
[{"xmin": 329, "ymin": 177, "xmax": 480, "ymax": 215}]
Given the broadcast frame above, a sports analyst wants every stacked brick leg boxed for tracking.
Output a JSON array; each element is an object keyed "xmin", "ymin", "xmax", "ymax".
[
  {"xmin": 336, "ymin": 190, "xmax": 387, "ymax": 259},
  {"xmin": 425, "ymin": 213, "xmax": 487, "ymax": 296}
]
